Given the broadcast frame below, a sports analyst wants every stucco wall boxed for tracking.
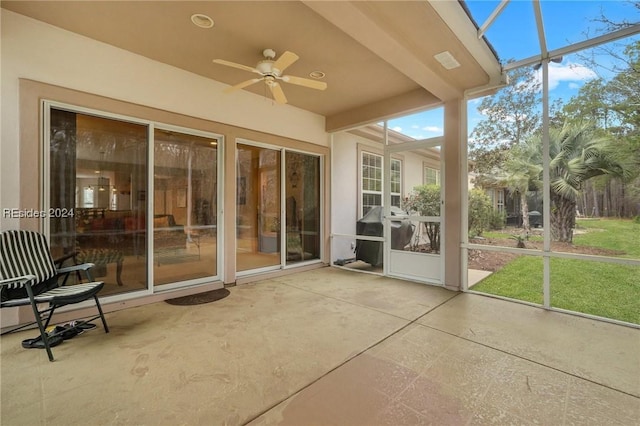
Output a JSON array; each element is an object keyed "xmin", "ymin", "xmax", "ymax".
[{"xmin": 1, "ymin": 10, "xmax": 327, "ymax": 229}]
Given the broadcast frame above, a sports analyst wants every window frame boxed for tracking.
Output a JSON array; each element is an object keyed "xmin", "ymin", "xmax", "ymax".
[{"xmin": 358, "ymin": 148, "xmax": 403, "ymax": 217}]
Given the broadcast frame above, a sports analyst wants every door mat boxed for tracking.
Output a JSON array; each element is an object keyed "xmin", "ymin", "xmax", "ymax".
[{"xmin": 165, "ymin": 288, "xmax": 230, "ymax": 306}]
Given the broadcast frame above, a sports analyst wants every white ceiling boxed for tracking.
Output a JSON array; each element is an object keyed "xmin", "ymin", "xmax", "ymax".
[{"xmin": 2, "ymin": 0, "xmax": 503, "ymax": 131}]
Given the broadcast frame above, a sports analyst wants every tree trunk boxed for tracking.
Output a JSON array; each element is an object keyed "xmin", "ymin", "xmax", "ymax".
[
  {"xmin": 592, "ymin": 187, "xmax": 599, "ymax": 217},
  {"xmin": 424, "ymin": 222, "xmax": 440, "ymax": 253},
  {"xmin": 520, "ymin": 192, "xmax": 530, "ymax": 231},
  {"xmin": 620, "ymin": 182, "xmax": 625, "ymax": 218},
  {"xmin": 551, "ymin": 193, "xmax": 576, "ymax": 243},
  {"xmin": 603, "ymin": 182, "xmax": 609, "ymax": 217}
]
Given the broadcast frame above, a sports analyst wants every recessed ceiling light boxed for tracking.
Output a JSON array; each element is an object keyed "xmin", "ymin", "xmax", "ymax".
[
  {"xmin": 309, "ymin": 71, "xmax": 325, "ymax": 79},
  {"xmin": 434, "ymin": 51, "xmax": 460, "ymax": 70},
  {"xmin": 191, "ymin": 14, "xmax": 214, "ymax": 29}
]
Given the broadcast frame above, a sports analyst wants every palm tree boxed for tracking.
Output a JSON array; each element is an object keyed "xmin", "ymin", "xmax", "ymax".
[
  {"xmin": 524, "ymin": 122, "xmax": 633, "ymax": 242},
  {"xmin": 504, "ymin": 142, "xmax": 543, "ymax": 232}
]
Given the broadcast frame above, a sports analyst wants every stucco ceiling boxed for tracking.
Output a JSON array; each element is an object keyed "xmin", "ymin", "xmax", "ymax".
[{"xmin": 2, "ymin": 0, "xmax": 503, "ymax": 131}]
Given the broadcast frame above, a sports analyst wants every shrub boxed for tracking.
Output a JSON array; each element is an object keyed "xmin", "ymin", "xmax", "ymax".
[
  {"xmin": 403, "ymin": 185, "xmax": 441, "ymax": 252},
  {"xmin": 489, "ymin": 210, "xmax": 507, "ymax": 230},
  {"xmin": 468, "ymin": 188, "xmax": 493, "ymax": 237}
]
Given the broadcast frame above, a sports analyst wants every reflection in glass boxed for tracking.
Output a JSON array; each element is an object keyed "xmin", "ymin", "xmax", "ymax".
[
  {"xmin": 49, "ymin": 108, "xmax": 148, "ymax": 296},
  {"xmin": 236, "ymin": 144, "xmax": 281, "ymax": 272},
  {"xmin": 153, "ymin": 130, "xmax": 218, "ymax": 285},
  {"xmin": 285, "ymin": 152, "xmax": 320, "ymax": 264}
]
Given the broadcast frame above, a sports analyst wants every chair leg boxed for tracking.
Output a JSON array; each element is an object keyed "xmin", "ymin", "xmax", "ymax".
[
  {"xmin": 94, "ymin": 295, "xmax": 109, "ymax": 333},
  {"xmin": 28, "ymin": 301, "xmax": 55, "ymax": 362},
  {"xmin": 116, "ymin": 260, "xmax": 124, "ymax": 286}
]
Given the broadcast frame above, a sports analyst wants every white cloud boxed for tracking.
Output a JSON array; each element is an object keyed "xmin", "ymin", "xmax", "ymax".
[
  {"xmin": 392, "ymin": 126, "xmax": 403, "ymax": 133},
  {"xmin": 538, "ymin": 62, "xmax": 597, "ymax": 90},
  {"xmin": 422, "ymin": 125, "xmax": 442, "ymax": 133}
]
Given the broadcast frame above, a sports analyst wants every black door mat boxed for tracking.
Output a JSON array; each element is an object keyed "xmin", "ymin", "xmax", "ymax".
[{"xmin": 165, "ymin": 288, "xmax": 230, "ymax": 306}]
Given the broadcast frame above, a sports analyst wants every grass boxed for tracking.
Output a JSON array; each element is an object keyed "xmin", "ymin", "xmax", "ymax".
[
  {"xmin": 472, "ymin": 218, "xmax": 640, "ymax": 324},
  {"xmin": 574, "ymin": 218, "xmax": 640, "ymax": 258}
]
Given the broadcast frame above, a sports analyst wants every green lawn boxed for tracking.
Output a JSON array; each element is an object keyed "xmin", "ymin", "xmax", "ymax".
[
  {"xmin": 574, "ymin": 218, "xmax": 640, "ymax": 258},
  {"xmin": 471, "ymin": 218, "xmax": 640, "ymax": 324}
]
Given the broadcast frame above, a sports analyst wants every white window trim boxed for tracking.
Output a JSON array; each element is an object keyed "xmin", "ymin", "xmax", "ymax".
[{"xmin": 357, "ymin": 144, "xmax": 404, "ymax": 217}]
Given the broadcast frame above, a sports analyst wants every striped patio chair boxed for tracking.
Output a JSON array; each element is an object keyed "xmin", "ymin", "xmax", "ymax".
[{"xmin": 0, "ymin": 230, "xmax": 109, "ymax": 361}]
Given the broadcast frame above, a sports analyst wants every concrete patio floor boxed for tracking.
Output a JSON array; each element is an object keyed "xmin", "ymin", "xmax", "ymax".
[{"xmin": 1, "ymin": 267, "xmax": 638, "ymax": 425}]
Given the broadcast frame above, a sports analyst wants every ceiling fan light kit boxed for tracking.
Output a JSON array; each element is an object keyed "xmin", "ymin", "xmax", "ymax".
[{"xmin": 213, "ymin": 48, "xmax": 327, "ymax": 105}]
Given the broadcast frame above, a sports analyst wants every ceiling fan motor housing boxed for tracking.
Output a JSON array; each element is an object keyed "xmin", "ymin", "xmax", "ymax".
[{"xmin": 256, "ymin": 60, "xmax": 279, "ymax": 76}]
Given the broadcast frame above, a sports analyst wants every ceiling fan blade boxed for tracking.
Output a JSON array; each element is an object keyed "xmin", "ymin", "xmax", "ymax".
[
  {"xmin": 272, "ymin": 51, "xmax": 299, "ymax": 73},
  {"xmin": 224, "ymin": 77, "xmax": 263, "ymax": 93},
  {"xmin": 281, "ymin": 75, "xmax": 327, "ymax": 91},
  {"xmin": 269, "ymin": 82, "xmax": 288, "ymax": 104},
  {"xmin": 213, "ymin": 59, "xmax": 259, "ymax": 74}
]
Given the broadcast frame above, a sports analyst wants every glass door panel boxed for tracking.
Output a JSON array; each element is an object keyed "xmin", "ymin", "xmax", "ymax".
[
  {"xmin": 49, "ymin": 108, "xmax": 148, "ymax": 296},
  {"xmin": 153, "ymin": 130, "xmax": 218, "ymax": 286},
  {"xmin": 385, "ymin": 138, "xmax": 443, "ymax": 285},
  {"xmin": 285, "ymin": 152, "xmax": 321, "ymax": 265},
  {"xmin": 236, "ymin": 144, "xmax": 281, "ymax": 272}
]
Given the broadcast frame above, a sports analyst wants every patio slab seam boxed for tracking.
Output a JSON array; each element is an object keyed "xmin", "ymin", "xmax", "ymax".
[
  {"xmin": 272, "ymin": 276, "xmax": 461, "ymax": 323},
  {"xmin": 411, "ymin": 320, "xmax": 640, "ymax": 400},
  {"xmin": 242, "ymin": 290, "xmax": 464, "ymax": 425}
]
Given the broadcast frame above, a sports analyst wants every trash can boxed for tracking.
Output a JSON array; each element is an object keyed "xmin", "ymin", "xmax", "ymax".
[{"xmin": 528, "ymin": 211, "xmax": 542, "ymax": 228}]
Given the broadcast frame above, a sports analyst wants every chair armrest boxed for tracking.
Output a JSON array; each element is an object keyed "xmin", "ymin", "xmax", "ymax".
[
  {"xmin": 0, "ymin": 275, "xmax": 36, "ymax": 288},
  {"xmin": 53, "ymin": 252, "xmax": 78, "ymax": 267},
  {"xmin": 57, "ymin": 263, "xmax": 94, "ymax": 274}
]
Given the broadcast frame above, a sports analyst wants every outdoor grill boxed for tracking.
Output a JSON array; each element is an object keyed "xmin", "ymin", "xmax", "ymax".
[{"xmin": 355, "ymin": 206, "xmax": 414, "ymax": 267}]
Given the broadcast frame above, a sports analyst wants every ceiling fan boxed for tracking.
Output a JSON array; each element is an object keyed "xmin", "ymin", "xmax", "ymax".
[{"xmin": 213, "ymin": 48, "xmax": 327, "ymax": 104}]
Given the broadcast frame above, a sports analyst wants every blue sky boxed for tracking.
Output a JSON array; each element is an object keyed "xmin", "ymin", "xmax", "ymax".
[{"xmin": 387, "ymin": 0, "xmax": 639, "ymax": 139}]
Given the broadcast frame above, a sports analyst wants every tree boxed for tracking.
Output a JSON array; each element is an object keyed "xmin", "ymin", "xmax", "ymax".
[
  {"xmin": 523, "ymin": 122, "xmax": 634, "ymax": 242},
  {"xmin": 563, "ymin": 40, "xmax": 640, "ymax": 217},
  {"xmin": 470, "ymin": 66, "xmax": 541, "ymax": 175},
  {"xmin": 402, "ymin": 185, "xmax": 440, "ymax": 252},
  {"xmin": 503, "ymin": 141, "xmax": 543, "ymax": 231}
]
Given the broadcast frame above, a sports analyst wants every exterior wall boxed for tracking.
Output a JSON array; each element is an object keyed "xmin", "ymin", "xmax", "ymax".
[
  {"xmin": 1, "ymin": 10, "xmax": 328, "ymax": 230},
  {"xmin": 403, "ymin": 154, "xmax": 426, "ymax": 195},
  {"xmin": 330, "ymin": 132, "xmax": 360, "ymax": 262},
  {"xmin": 0, "ymin": 10, "xmax": 330, "ymax": 326}
]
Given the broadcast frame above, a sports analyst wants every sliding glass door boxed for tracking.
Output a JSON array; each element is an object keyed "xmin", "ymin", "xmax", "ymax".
[
  {"xmin": 236, "ymin": 143, "xmax": 282, "ymax": 272},
  {"xmin": 46, "ymin": 103, "xmax": 222, "ymax": 296},
  {"xmin": 285, "ymin": 151, "xmax": 321, "ymax": 265},
  {"xmin": 48, "ymin": 107, "xmax": 148, "ymax": 296},
  {"xmin": 236, "ymin": 142, "xmax": 322, "ymax": 273},
  {"xmin": 153, "ymin": 129, "xmax": 219, "ymax": 286}
]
